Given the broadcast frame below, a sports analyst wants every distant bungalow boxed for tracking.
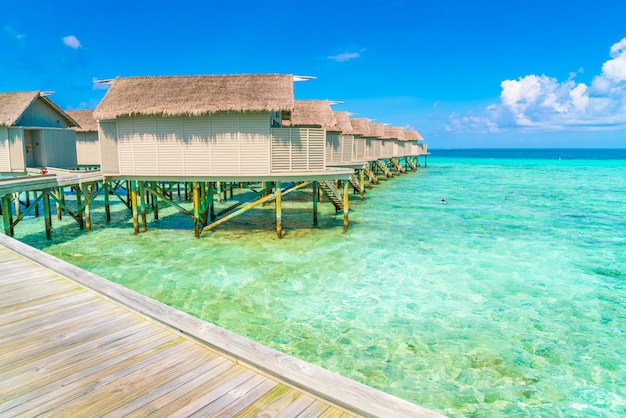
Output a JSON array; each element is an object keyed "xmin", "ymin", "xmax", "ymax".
[
  {"xmin": 0, "ymin": 91, "xmax": 78, "ymax": 173},
  {"xmin": 65, "ymin": 109, "xmax": 100, "ymax": 168}
]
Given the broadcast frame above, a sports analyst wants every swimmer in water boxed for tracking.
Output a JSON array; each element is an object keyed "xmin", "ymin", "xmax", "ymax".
[{"xmin": 440, "ymin": 198, "xmax": 446, "ymax": 204}]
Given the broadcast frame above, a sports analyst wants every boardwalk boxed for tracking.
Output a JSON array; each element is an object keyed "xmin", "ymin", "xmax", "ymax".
[{"xmin": 0, "ymin": 235, "xmax": 441, "ymax": 417}]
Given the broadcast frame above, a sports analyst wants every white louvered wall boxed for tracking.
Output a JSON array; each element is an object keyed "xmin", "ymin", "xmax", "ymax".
[
  {"xmin": 0, "ymin": 127, "xmax": 10, "ymax": 172},
  {"xmin": 270, "ymin": 128, "xmax": 325, "ymax": 172}
]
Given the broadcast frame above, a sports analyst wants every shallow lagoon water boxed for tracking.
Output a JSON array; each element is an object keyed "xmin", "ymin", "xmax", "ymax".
[{"xmin": 12, "ymin": 150, "xmax": 626, "ymax": 417}]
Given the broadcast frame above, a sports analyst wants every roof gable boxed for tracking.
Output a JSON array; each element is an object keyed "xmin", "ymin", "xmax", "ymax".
[{"xmin": 0, "ymin": 91, "xmax": 78, "ymax": 128}]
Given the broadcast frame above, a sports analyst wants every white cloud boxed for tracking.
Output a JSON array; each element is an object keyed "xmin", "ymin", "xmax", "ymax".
[
  {"xmin": 4, "ymin": 25, "xmax": 25, "ymax": 42},
  {"xmin": 62, "ymin": 35, "xmax": 81, "ymax": 49},
  {"xmin": 447, "ymin": 37, "xmax": 626, "ymax": 133},
  {"xmin": 92, "ymin": 77, "xmax": 110, "ymax": 91},
  {"xmin": 328, "ymin": 51, "xmax": 361, "ymax": 62}
]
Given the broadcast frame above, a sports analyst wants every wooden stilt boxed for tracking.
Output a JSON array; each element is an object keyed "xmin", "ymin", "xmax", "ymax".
[
  {"xmin": 34, "ymin": 191, "xmax": 39, "ymax": 217},
  {"xmin": 208, "ymin": 182, "xmax": 215, "ymax": 221},
  {"xmin": 103, "ymin": 182, "xmax": 111, "ymax": 222},
  {"xmin": 13, "ymin": 192, "xmax": 20, "ymax": 218},
  {"xmin": 2, "ymin": 194, "xmax": 13, "ymax": 237},
  {"xmin": 312, "ymin": 181, "xmax": 318, "ymax": 226},
  {"xmin": 359, "ymin": 169, "xmax": 365, "ymax": 200},
  {"xmin": 75, "ymin": 185, "xmax": 84, "ymax": 230},
  {"xmin": 25, "ymin": 191, "xmax": 30, "ymax": 206},
  {"xmin": 216, "ymin": 182, "xmax": 222, "ymax": 203},
  {"xmin": 55, "ymin": 188, "xmax": 63, "ymax": 220},
  {"xmin": 193, "ymin": 182, "xmax": 200, "ymax": 238},
  {"xmin": 151, "ymin": 181, "xmax": 159, "ymax": 221},
  {"xmin": 83, "ymin": 184, "xmax": 92, "ymax": 232},
  {"xmin": 138, "ymin": 181, "xmax": 147, "ymax": 231},
  {"xmin": 43, "ymin": 190, "xmax": 52, "ymax": 239},
  {"xmin": 131, "ymin": 181, "xmax": 139, "ymax": 234},
  {"xmin": 343, "ymin": 182, "xmax": 349, "ymax": 232},
  {"xmin": 275, "ymin": 181, "xmax": 282, "ymax": 238}
]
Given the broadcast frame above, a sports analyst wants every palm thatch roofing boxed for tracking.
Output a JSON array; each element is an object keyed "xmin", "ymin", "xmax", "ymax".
[
  {"xmin": 93, "ymin": 74, "xmax": 295, "ymax": 120},
  {"xmin": 0, "ymin": 91, "xmax": 78, "ymax": 127},
  {"xmin": 368, "ymin": 123, "xmax": 386, "ymax": 138},
  {"xmin": 333, "ymin": 112, "xmax": 354, "ymax": 134},
  {"xmin": 350, "ymin": 118, "xmax": 371, "ymax": 136},
  {"xmin": 384, "ymin": 126, "xmax": 405, "ymax": 140},
  {"xmin": 282, "ymin": 100, "xmax": 339, "ymax": 131},
  {"xmin": 403, "ymin": 129, "xmax": 424, "ymax": 141},
  {"xmin": 66, "ymin": 110, "xmax": 97, "ymax": 132}
]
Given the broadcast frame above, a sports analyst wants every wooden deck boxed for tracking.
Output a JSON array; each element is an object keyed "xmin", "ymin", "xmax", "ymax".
[{"xmin": 0, "ymin": 234, "xmax": 442, "ymax": 417}]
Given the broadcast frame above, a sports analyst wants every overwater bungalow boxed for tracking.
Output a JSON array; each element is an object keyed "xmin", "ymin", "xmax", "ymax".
[
  {"xmin": 94, "ymin": 75, "xmax": 351, "ymax": 181},
  {"xmin": 0, "ymin": 91, "xmax": 79, "ymax": 173},
  {"xmin": 66, "ymin": 109, "xmax": 100, "ymax": 168},
  {"xmin": 93, "ymin": 74, "xmax": 354, "ymax": 236},
  {"xmin": 349, "ymin": 117, "xmax": 370, "ymax": 163}
]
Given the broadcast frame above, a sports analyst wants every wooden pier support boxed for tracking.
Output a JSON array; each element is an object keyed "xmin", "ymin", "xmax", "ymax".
[
  {"xmin": 359, "ymin": 169, "xmax": 365, "ymax": 200},
  {"xmin": 103, "ymin": 182, "xmax": 111, "ymax": 222},
  {"xmin": 131, "ymin": 181, "xmax": 139, "ymax": 234},
  {"xmin": 275, "ymin": 181, "xmax": 282, "ymax": 238},
  {"xmin": 343, "ymin": 182, "xmax": 349, "ymax": 232},
  {"xmin": 43, "ymin": 190, "xmax": 52, "ymax": 239},
  {"xmin": 83, "ymin": 184, "xmax": 92, "ymax": 232},
  {"xmin": 138, "ymin": 181, "xmax": 147, "ymax": 232},
  {"xmin": 193, "ymin": 182, "xmax": 200, "ymax": 238},
  {"xmin": 55, "ymin": 188, "xmax": 63, "ymax": 220},
  {"xmin": 312, "ymin": 181, "xmax": 318, "ymax": 226},
  {"xmin": 2, "ymin": 194, "xmax": 13, "ymax": 237},
  {"xmin": 75, "ymin": 186, "xmax": 84, "ymax": 230}
]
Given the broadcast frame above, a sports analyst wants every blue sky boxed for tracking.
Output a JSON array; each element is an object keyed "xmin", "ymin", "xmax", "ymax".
[{"xmin": 2, "ymin": 0, "xmax": 626, "ymax": 148}]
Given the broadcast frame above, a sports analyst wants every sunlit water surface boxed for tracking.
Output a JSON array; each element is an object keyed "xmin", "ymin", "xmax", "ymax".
[{"xmin": 12, "ymin": 150, "xmax": 626, "ymax": 417}]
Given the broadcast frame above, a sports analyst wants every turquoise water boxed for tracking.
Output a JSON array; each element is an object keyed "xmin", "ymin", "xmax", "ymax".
[{"xmin": 10, "ymin": 151, "xmax": 626, "ymax": 417}]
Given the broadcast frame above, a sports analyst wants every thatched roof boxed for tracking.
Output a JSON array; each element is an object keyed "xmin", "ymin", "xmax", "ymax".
[
  {"xmin": 384, "ymin": 126, "xmax": 404, "ymax": 140},
  {"xmin": 368, "ymin": 123, "xmax": 386, "ymax": 137},
  {"xmin": 93, "ymin": 74, "xmax": 295, "ymax": 120},
  {"xmin": 0, "ymin": 91, "xmax": 78, "ymax": 127},
  {"xmin": 333, "ymin": 112, "xmax": 354, "ymax": 134},
  {"xmin": 349, "ymin": 118, "xmax": 370, "ymax": 136},
  {"xmin": 403, "ymin": 129, "xmax": 424, "ymax": 141},
  {"xmin": 283, "ymin": 100, "xmax": 339, "ymax": 131},
  {"xmin": 66, "ymin": 110, "xmax": 97, "ymax": 132}
]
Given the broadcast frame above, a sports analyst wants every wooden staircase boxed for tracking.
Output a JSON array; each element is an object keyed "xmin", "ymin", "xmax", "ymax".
[
  {"xmin": 318, "ymin": 180, "xmax": 344, "ymax": 212},
  {"xmin": 349, "ymin": 173, "xmax": 364, "ymax": 194},
  {"xmin": 376, "ymin": 160, "xmax": 393, "ymax": 178}
]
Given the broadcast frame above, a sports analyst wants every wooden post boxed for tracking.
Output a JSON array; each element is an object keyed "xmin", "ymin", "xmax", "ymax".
[
  {"xmin": 83, "ymin": 184, "xmax": 92, "ymax": 232},
  {"xmin": 25, "ymin": 191, "xmax": 30, "ymax": 207},
  {"xmin": 193, "ymin": 182, "xmax": 200, "ymax": 238},
  {"xmin": 138, "ymin": 181, "xmax": 147, "ymax": 232},
  {"xmin": 229, "ymin": 183, "xmax": 233, "ymax": 199},
  {"xmin": 33, "ymin": 191, "xmax": 39, "ymax": 217},
  {"xmin": 151, "ymin": 181, "xmax": 159, "ymax": 221},
  {"xmin": 208, "ymin": 182, "xmax": 215, "ymax": 221},
  {"xmin": 131, "ymin": 181, "xmax": 139, "ymax": 234},
  {"xmin": 359, "ymin": 169, "xmax": 365, "ymax": 200},
  {"xmin": 103, "ymin": 182, "xmax": 111, "ymax": 222},
  {"xmin": 2, "ymin": 194, "xmax": 13, "ymax": 237},
  {"xmin": 312, "ymin": 181, "xmax": 318, "ymax": 226},
  {"xmin": 275, "ymin": 181, "xmax": 282, "ymax": 238},
  {"xmin": 13, "ymin": 192, "xmax": 21, "ymax": 218},
  {"xmin": 43, "ymin": 190, "xmax": 52, "ymax": 239},
  {"xmin": 216, "ymin": 182, "xmax": 222, "ymax": 203},
  {"xmin": 343, "ymin": 181, "xmax": 349, "ymax": 232},
  {"xmin": 55, "ymin": 188, "xmax": 63, "ymax": 220},
  {"xmin": 75, "ymin": 186, "xmax": 84, "ymax": 230}
]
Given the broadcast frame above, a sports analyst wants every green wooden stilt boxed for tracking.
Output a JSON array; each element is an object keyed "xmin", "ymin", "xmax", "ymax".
[
  {"xmin": 43, "ymin": 190, "xmax": 52, "ymax": 239},
  {"xmin": 75, "ymin": 185, "xmax": 84, "ymax": 229},
  {"xmin": 229, "ymin": 183, "xmax": 233, "ymax": 199},
  {"xmin": 56, "ymin": 188, "xmax": 63, "ymax": 220},
  {"xmin": 275, "ymin": 181, "xmax": 282, "ymax": 238},
  {"xmin": 138, "ymin": 181, "xmax": 147, "ymax": 231},
  {"xmin": 83, "ymin": 184, "xmax": 92, "ymax": 232},
  {"xmin": 193, "ymin": 182, "xmax": 200, "ymax": 238},
  {"xmin": 25, "ymin": 191, "xmax": 30, "ymax": 206},
  {"xmin": 151, "ymin": 181, "xmax": 159, "ymax": 221},
  {"xmin": 104, "ymin": 182, "xmax": 111, "ymax": 222},
  {"xmin": 2, "ymin": 194, "xmax": 13, "ymax": 237},
  {"xmin": 312, "ymin": 181, "xmax": 318, "ymax": 226},
  {"xmin": 216, "ymin": 181, "xmax": 222, "ymax": 203},
  {"xmin": 343, "ymin": 181, "xmax": 350, "ymax": 232},
  {"xmin": 208, "ymin": 182, "xmax": 215, "ymax": 221},
  {"xmin": 33, "ymin": 191, "xmax": 39, "ymax": 217},
  {"xmin": 131, "ymin": 181, "xmax": 139, "ymax": 234}
]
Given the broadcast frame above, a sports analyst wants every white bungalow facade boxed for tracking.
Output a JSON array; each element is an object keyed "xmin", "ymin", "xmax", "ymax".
[
  {"xmin": 94, "ymin": 75, "xmax": 350, "ymax": 181},
  {"xmin": 66, "ymin": 109, "xmax": 101, "ymax": 167},
  {"xmin": 0, "ymin": 91, "xmax": 78, "ymax": 173}
]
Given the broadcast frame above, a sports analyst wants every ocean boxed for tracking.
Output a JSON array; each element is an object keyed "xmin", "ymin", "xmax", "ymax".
[{"xmin": 10, "ymin": 149, "xmax": 626, "ymax": 417}]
